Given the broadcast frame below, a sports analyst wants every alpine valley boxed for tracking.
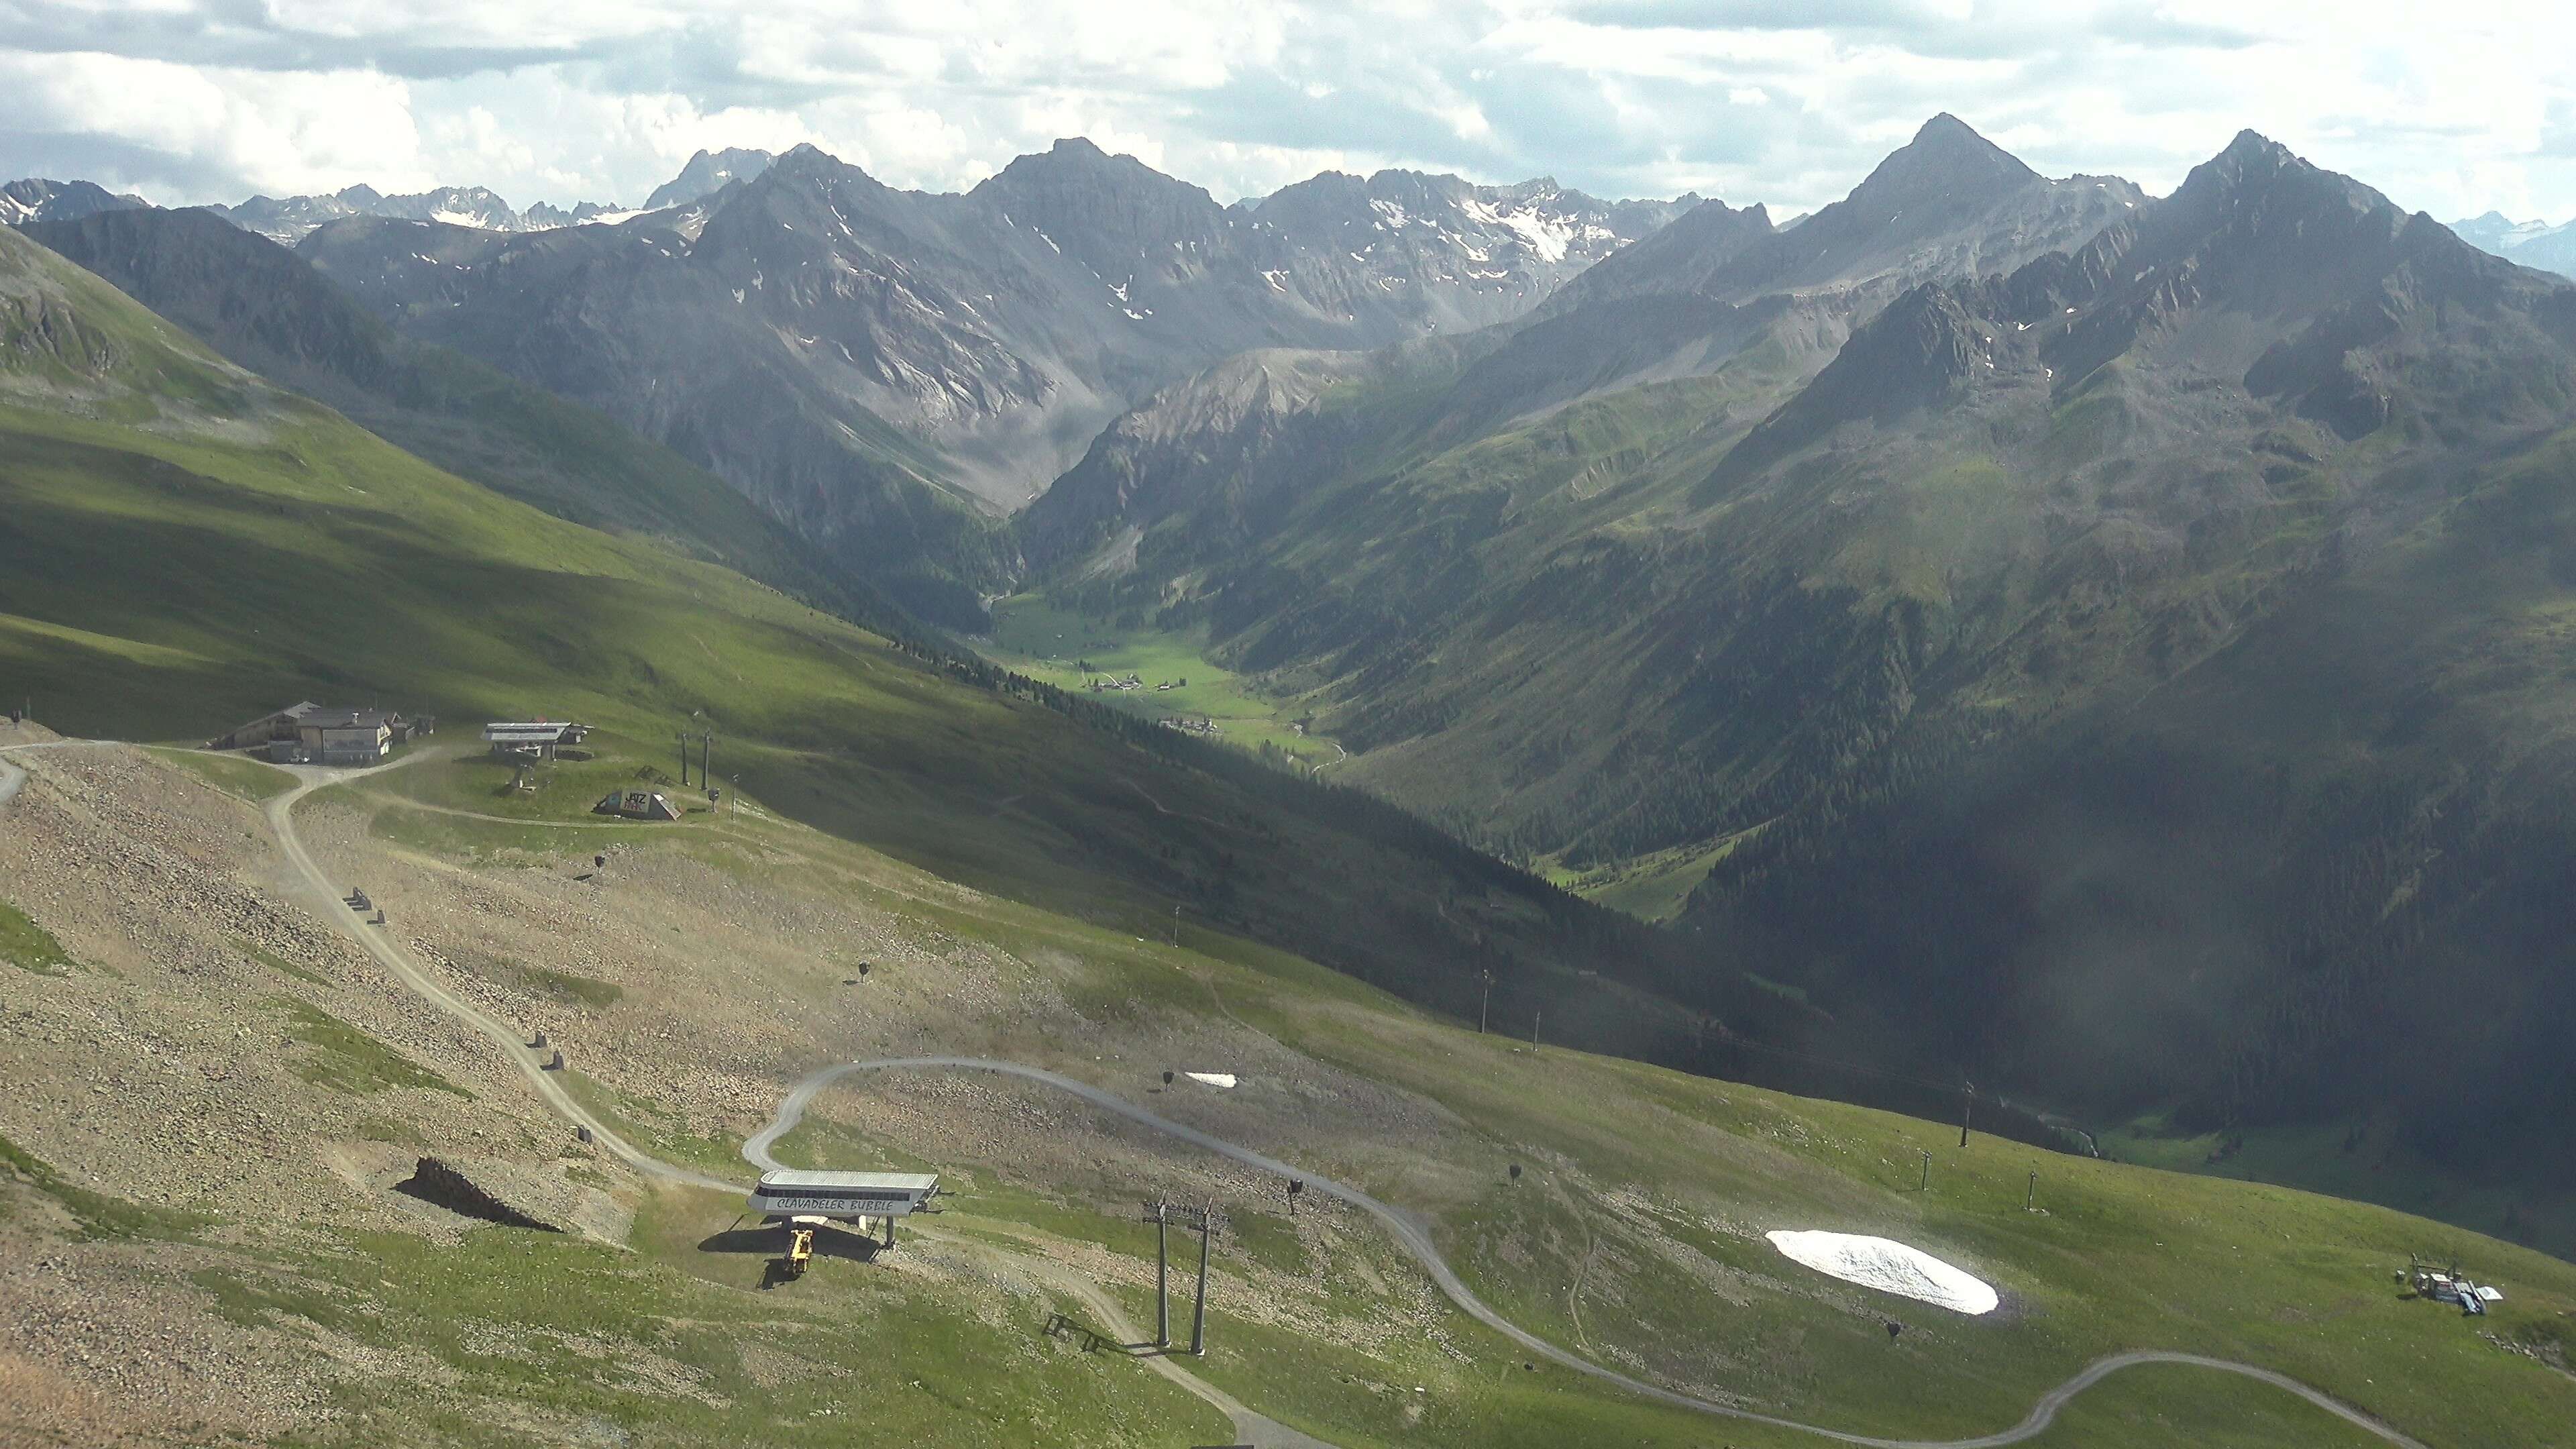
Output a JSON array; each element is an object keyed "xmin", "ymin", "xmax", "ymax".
[{"xmin": 13, "ymin": 112, "xmax": 2576, "ymax": 1273}]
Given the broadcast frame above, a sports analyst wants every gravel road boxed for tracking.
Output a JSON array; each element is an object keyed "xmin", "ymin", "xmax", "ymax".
[
  {"xmin": 7, "ymin": 737, "xmax": 2420, "ymax": 1449},
  {"xmin": 754, "ymin": 1058, "xmax": 2430, "ymax": 1449}
]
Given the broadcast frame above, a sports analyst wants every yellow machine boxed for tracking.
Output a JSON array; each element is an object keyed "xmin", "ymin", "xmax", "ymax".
[{"xmin": 782, "ymin": 1218, "xmax": 820, "ymax": 1277}]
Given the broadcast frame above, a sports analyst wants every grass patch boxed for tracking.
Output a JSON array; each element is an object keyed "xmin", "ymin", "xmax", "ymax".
[
  {"xmin": 0, "ymin": 1132, "xmax": 204, "ymax": 1240},
  {"xmin": 0, "ymin": 898, "xmax": 72, "ymax": 976},
  {"xmin": 373, "ymin": 743, "xmax": 716, "ymax": 826},
  {"xmin": 450, "ymin": 943, "xmax": 629, "ymax": 1011},
  {"xmin": 272, "ymin": 998, "xmax": 469, "ymax": 1097},
  {"xmin": 1544, "ymin": 835, "xmax": 1737, "ymax": 922},
  {"xmin": 236, "ymin": 936, "xmax": 333, "ymax": 987},
  {"xmin": 364, "ymin": 801, "xmax": 619, "ymax": 859},
  {"xmin": 1224, "ymin": 1208, "xmax": 1309, "ymax": 1277},
  {"xmin": 981, "ymin": 594, "xmax": 1338, "ymax": 767},
  {"xmin": 558, "ymin": 1070, "xmax": 749, "ymax": 1182},
  {"xmin": 180, "ymin": 1205, "xmax": 1231, "ymax": 1449},
  {"xmin": 142, "ymin": 744, "xmax": 295, "ymax": 802},
  {"xmin": 519, "ymin": 964, "xmax": 624, "ymax": 1010},
  {"xmin": 354, "ymin": 1118, "xmax": 429, "ymax": 1148}
]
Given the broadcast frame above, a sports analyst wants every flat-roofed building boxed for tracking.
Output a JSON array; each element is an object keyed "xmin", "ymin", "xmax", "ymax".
[
  {"xmin": 749, "ymin": 1169, "xmax": 940, "ymax": 1247},
  {"xmin": 749, "ymin": 1169, "xmax": 941, "ymax": 1218},
  {"xmin": 483, "ymin": 720, "xmax": 591, "ymax": 759},
  {"xmin": 297, "ymin": 708, "xmax": 394, "ymax": 766}
]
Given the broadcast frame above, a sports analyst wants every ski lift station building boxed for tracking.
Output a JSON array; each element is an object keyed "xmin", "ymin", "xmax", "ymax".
[{"xmin": 749, "ymin": 1169, "xmax": 941, "ymax": 1222}]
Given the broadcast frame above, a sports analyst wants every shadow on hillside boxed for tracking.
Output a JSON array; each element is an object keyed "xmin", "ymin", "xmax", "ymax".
[
  {"xmin": 699, "ymin": 1221, "xmax": 886, "ymax": 1287},
  {"xmin": 1041, "ymin": 1309, "xmax": 1161, "ymax": 1356}
]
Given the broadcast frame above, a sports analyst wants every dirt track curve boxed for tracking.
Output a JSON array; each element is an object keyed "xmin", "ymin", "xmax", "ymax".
[
  {"xmin": 751, "ymin": 1058, "xmax": 2428, "ymax": 1448},
  {"xmin": 0, "ymin": 739, "xmax": 2428, "ymax": 1448}
]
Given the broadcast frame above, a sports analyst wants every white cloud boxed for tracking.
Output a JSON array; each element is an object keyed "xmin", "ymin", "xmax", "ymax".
[
  {"xmin": 0, "ymin": 50, "xmax": 431, "ymax": 196},
  {"xmin": 1, "ymin": 0, "xmax": 2572, "ymax": 223}
]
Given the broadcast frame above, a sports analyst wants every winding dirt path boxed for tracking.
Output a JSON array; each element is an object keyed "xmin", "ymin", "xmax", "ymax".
[
  {"xmin": 202, "ymin": 745, "xmax": 1306, "ymax": 1444},
  {"xmin": 5, "ymin": 737, "xmax": 2425, "ymax": 1449},
  {"xmin": 755, "ymin": 1058, "xmax": 2430, "ymax": 1449},
  {"xmin": 262, "ymin": 755, "xmax": 741, "ymax": 1193}
]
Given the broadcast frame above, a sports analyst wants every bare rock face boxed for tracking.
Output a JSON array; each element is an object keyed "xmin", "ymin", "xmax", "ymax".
[
  {"xmin": 402, "ymin": 1155, "xmax": 632, "ymax": 1244},
  {"xmin": 0, "ymin": 178, "xmax": 147, "ymax": 228},
  {"xmin": 284, "ymin": 141, "xmax": 1691, "ymax": 622}
]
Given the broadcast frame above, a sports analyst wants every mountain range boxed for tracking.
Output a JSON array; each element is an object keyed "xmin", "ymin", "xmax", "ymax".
[
  {"xmin": 2, "ymin": 148, "xmax": 781, "ymax": 249},
  {"xmin": 2451, "ymin": 209, "xmax": 2576, "ymax": 281},
  {"xmin": 13, "ymin": 113, "xmax": 2576, "ymax": 1252},
  {"xmin": 1004, "ymin": 117, "xmax": 2576, "ymax": 1247},
  {"xmin": 284, "ymin": 140, "xmax": 1695, "ymax": 621}
]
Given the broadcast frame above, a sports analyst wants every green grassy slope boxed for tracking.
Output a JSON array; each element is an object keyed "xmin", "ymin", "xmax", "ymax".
[
  {"xmin": 0, "ymin": 221, "xmax": 1763, "ymax": 1079},
  {"xmin": 258, "ymin": 750, "xmax": 2576, "ymax": 1446},
  {"xmin": 1009, "ymin": 142, "xmax": 2576, "ymax": 1258},
  {"xmin": 18, "ymin": 206, "xmax": 895, "ymax": 627}
]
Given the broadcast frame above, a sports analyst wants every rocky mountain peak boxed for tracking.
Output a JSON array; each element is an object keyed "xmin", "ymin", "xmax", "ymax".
[
  {"xmin": 645, "ymin": 147, "xmax": 775, "ymax": 210},
  {"xmin": 2149, "ymin": 129, "xmax": 2404, "ymax": 264},
  {"xmin": 0, "ymin": 177, "xmax": 149, "ymax": 227},
  {"xmin": 977, "ymin": 137, "xmax": 1212, "ymax": 207},
  {"xmin": 1849, "ymin": 113, "xmax": 2041, "ymax": 208},
  {"xmin": 2180, "ymin": 129, "xmax": 2306, "ymax": 199},
  {"xmin": 767, "ymin": 142, "xmax": 843, "ymax": 178}
]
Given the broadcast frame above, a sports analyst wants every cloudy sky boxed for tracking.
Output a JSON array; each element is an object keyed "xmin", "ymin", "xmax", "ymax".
[{"xmin": 3, "ymin": 1, "xmax": 2573, "ymax": 222}]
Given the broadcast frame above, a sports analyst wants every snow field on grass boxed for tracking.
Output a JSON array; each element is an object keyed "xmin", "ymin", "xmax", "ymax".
[{"xmin": 1766, "ymin": 1230, "xmax": 2000, "ymax": 1315}]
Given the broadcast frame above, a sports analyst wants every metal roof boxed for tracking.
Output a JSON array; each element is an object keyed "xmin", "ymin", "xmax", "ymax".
[
  {"xmin": 757, "ymin": 1169, "xmax": 939, "ymax": 1192},
  {"xmin": 483, "ymin": 722, "xmax": 572, "ymax": 742}
]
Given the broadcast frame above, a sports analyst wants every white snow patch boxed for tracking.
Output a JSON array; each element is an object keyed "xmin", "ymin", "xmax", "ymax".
[
  {"xmin": 1035, "ymin": 229, "xmax": 1061, "ymax": 254},
  {"xmin": 1262, "ymin": 268, "xmax": 1289, "ymax": 292},
  {"xmin": 431, "ymin": 209, "xmax": 488, "ymax": 228},
  {"xmin": 1766, "ymin": 1231, "xmax": 1998, "ymax": 1315},
  {"xmin": 1183, "ymin": 1072, "xmax": 1237, "ymax": 1089},
  {"xmin": 1459, "ymin": 196, "xmax": 1574, "ymax": 264}
]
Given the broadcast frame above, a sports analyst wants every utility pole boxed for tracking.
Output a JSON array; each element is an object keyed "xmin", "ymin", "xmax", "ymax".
[
  {"xmin": 1171, "ymin": 904, "xmax": 1181, "ymax": 947},
  {"xmin": 1960, "ymin": 1080, "xmax": 1974, "ymax": 1149},
  {"xmin": 2025, "ymin": 1171, "xmax": 2037, "ymax": 1213},
  {"xmin": 1919, "ymin": 1148, "xmax": 1931, "ymax": 1192},
  {"xmin": 677, "ymin": 733, "xmax": 692, "ymax": 788},
  {"xmin": 700, "ymin": 733, "xmax": 714, "ymax": 792},
  {"xmin": 1479, "ymin": 969, "xmax": 1493, "ymax": 1034},
  {"xmin": 1190, "ymin": 1203, "xmax": 1212, "ymax": 1356},
  {"xmin": 1532, "ymin": 1010, "xmax": 1542, "ymax": 1048},
  {"xmin": 1141, "ymin": 1199, "xmax": 1171, "ymax": 1348}
]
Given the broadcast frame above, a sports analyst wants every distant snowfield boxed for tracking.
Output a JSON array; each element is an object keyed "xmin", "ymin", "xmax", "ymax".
[{"xmin": 1766, "ymin": 1230, "xmax": 2000, "ymax": 1315}]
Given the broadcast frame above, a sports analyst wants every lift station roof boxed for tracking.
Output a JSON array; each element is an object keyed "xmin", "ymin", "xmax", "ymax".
[{"xmin": 749, "ymin": 1169, "xmax": 941, "ymax": 1219}]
